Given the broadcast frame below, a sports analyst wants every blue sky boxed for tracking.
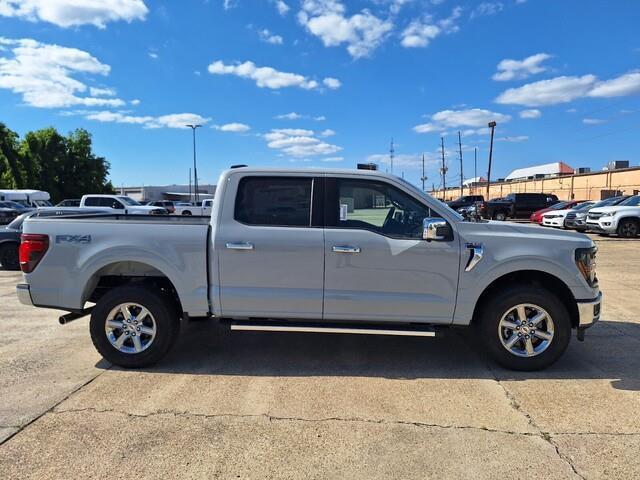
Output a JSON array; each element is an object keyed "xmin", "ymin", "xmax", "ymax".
[{"xmin": 1, "ymin": 0, "xmax": 639, "ymax": 189}]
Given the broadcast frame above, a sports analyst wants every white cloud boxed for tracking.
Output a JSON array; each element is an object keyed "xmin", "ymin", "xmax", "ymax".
[
  {"xmin": 414, "ymin": 108, "xmax": 510, "ymax": 135},
  {"xmin": 320, "ymin": 156, "xmax": 344, "ymax": 162},
  {"xmin": 214, "ymin": 122, "xmax": 251, "ymax": 132},
  {"xmin": 0, "ymin": 0, "xmax": 148, "ymax": 28},
  {"xmin": 495, "ymin": 75, "xmax": 597, "ymax": 106},
  {"xmin": 320, "ymin": 128, "xmax": 336, "ymax": 137},
  {"xmin": 89, "ymin": 86, "xmax": 116, "ymax": 97},
  {"xmin": 271, "ymin": 0, "xmax": 289, "ymax": 15},
  {"xmin": 297, "ymin": 1, "xmax": 393, "ymax": 59},
  {"xmin": 0, "ymin": 37, "xmax": 125, "ymax": 108},
  {"xmin": 492, "ymin": 53, "xmax": 551, "ymax": 81},
  {"xmin": 582, "ymin": 118, "xmax": 606, "ymax": 125},
  {"xmin": 275, "ymin": 112, "xmax": 303, "ymax": 120},
  {"xmin": 148, "ymin": 51, "xmax": 158, "ymax": 59},
  {"xmin": 263, "ymin": 128, "xmax": 341, "ymax": 157},
  {"xmin": 519, "ymin": 109, "xmax": 541, "ymax": 119},
  {"xmin": 497, "ymin": 135, "xmax": 529, "ymax": 142},
  {"xmin": 323, "ymin": 77, "xmax": 341, "ymax": 89},
  {"xmin": 208, "ymin": 60, "xmax": 337, "ymax": 90},
  {"xmin": 588, "ymin": 71, "xmax": 640, "ymax": 98},
  {"xmin": 470, "ymin": 2, "xmax": 504, "ymax": 19},
  {"xmin": 400, "ymin": 7, "xmax": 461, "ymax": 48},
  {"xmin": 258, "ymin": 29, "xmax": 283, "ymax": 45},
  {"xmin": 223, "ymin": 0, "xmax": 237, "ymax": 10},
  {"xmin": 83, "ymin": 110, "xmax": 210, "ymax": 129},
  {"xmin": 130, "ymin": 98, "xmax": 141, "ymax": 105},
  {"xmin": 314, "ymin": 115, "xmax": 326, "ymax": 121}
]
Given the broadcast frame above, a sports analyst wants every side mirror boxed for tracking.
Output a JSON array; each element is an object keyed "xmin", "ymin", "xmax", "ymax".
[{"xmin": 423, "ymin": 218, "xmax": 450, "ymax": 241}]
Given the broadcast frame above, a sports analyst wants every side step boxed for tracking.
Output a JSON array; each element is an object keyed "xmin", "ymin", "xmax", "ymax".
[{"xmin": 230, "ymin": 321, "xmax": 438, "ymax": 337}]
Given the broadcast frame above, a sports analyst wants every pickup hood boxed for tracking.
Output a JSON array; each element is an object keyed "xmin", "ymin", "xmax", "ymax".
[
  {"xmin": 588, "ymin": 206, "xmax": 640, "ymax": 215},
  {"xmin": 457, "ymin": 219, "xmax": 593, "ymax": 248}
]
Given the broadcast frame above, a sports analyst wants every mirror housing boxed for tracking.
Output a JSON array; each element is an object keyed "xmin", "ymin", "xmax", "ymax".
[{"xmin": 423, "ymin": 218, "xmax": 451, "ymax": 241}]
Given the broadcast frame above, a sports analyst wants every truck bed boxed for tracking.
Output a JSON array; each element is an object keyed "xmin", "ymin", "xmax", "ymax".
[{"xmin": 22, "ymin": 214, "xmax": 211, "ymax": 316}]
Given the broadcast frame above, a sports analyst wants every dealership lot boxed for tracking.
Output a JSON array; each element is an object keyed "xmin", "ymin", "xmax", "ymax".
[{"xmin": 0, "ymin": 235, "xmax": 639, "ymax": 479}]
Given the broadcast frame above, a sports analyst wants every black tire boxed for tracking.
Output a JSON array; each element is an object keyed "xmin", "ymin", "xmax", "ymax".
[
  {"xmin": 0, "ymin": 243, "xmax": 20, "ymax": 270},
  {"xmin": 617, "ymin": 219, "xmax": 639, "ymax": 238},
  {"xmin": 182, "ymin": 210, "xmax": 192, "ymax": 216},
  {"xmin": 477, "ymin": 286, "xmax": 572, "ymax": 371},
  {"xmin": 90, "ymin": 285, "xmax": 180, "ymax": 368},
  {"xmin": 493, "ymin": 211, "xmax": 507, "ymax": 221}
]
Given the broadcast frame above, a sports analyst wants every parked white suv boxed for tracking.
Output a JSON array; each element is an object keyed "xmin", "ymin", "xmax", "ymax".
[
  {"xmin": 585, "ymin": 195, "xmax": 640, "ymax": 237},
  {"xmin": 80, "ymin": 195, "xmax": 167, "ymax": 215}
]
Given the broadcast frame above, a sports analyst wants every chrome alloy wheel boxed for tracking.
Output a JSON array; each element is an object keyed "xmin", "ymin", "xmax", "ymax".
[
  {"xmin": 498, "ymin": 304, "xmax": 554, "ymax": 358},
  {"xmin": 105, "ymin": 303, "xmax": 157, "ymax": 354}
]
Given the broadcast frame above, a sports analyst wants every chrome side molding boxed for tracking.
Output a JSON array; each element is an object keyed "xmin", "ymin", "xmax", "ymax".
[{"xmin": 465, "ymin": 243, "xmax": 484, "ymax": 272}]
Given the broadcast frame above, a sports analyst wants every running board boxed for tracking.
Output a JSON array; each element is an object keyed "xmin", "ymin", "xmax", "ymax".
[{"xmin": 230, "ymin": 322, "xmax": 438, "ymax": 337}]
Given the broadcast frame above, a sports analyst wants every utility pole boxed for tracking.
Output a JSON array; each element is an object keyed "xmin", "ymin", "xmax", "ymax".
[
  {"xmin": 188, "ymin": 168, "xmax": 192, "ymax": 202},
  {"xmin": 421, "ymin": 153, "xmax": 428, "ymax": 192},
  {"xmin": 486, "ymin": 121, "xmax": 497, "ymax": 200},
  {"xmin": 458, "ymin": 131, "xmax": 464, "ymax": 195},
  {"xmin": 186, "ymin": 124, "xmax": 202, "ymax": 203},
  {"xmin": 440, "ymin": 137, "xmax": 448, "ymax": 200},
  {"xmin": 389, "ymin": 138, "xmax": 395, "ymax": 174},
  {"xmin": 474, "ymin": 147, "xmax": 477, "ymax": 181}
]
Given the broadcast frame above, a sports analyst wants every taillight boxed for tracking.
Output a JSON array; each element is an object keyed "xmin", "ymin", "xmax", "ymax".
[{"xmin": 19, "ymin": 234, "xmax": 49, "ymax": 273}]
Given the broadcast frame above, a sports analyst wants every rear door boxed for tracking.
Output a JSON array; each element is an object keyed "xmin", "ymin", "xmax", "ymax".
[
  {"xmin": 322, "ymin": 176, "xmax": 460, "ymax": 324},
  {"xmin": 217, "ymin": 174, "xmax": 325, "ymax": 319}
]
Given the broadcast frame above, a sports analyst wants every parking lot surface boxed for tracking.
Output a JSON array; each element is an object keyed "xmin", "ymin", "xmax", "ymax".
[{"xmin": 1, "ymin": 235, "xmax": 639, "ymax": 479}]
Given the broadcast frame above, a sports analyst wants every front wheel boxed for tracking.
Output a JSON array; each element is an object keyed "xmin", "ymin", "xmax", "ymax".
[
  {"xmin": 0, "ymin": 243, "xmax": 20, "ymax": 270},
  {"xmin": 90, "ymin": 285, "xmax": 180, "ymax": 368},
  {"xmin": 477, "ymin": 286, "xmax": 571, "ymax": 371},
  {"xmin": 617, "ymin": 219, "xmax": 639, "ymax": 238},
  {"xmin": 493, "ymin": 211, "xmax": 507, "ymax": 221}
]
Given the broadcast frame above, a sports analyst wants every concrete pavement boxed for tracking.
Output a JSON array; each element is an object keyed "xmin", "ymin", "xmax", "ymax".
[{"xmin": 1, "ymin": 235, "xmax": 639, "ymax": 479}]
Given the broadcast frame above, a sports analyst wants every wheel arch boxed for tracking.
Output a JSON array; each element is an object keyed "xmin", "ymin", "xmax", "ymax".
[{"xmin": 471, "ymin": 270, "xmax": 579, "ymax": 328}]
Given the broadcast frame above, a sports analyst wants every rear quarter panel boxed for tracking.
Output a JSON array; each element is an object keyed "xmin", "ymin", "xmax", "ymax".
[{"xmin": 22, "ymin": 218, "xmax": 210, "ymax": 315}]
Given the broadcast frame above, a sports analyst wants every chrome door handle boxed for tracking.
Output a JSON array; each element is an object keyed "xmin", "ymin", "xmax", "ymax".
[
  {"xmin": 332, "ymin": 245, "xmax": 361, "ymax": 254},
  {"xmin": 226, "ymin": 242, "xmax": 254, "ymax": 250}
]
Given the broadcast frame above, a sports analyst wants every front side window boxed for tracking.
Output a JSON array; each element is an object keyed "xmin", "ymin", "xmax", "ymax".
[
  {"xmin": 235, "ymin": 177, "xmax": 312, "ymax": 227},
  {"xmin": 330, "ymin": 179, "xmax": 436, "ymax": 239}
]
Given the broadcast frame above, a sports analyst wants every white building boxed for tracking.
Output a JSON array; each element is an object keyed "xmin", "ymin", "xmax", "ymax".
[
  {"xmin": 118, "ymin": 184, "xmax": 216, "ymax": 203},
  {"xmin": 463, "ymin": 176, "xmax": 487, "ymax": 186},
  {"xmin": 505, "ymin": 162, "xmax": 574, "ymax": 181}
]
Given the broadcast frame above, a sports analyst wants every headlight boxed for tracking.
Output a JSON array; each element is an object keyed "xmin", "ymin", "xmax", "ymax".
[
  {"xmin": 575, "ymin": 246, "xmax": 598, "ymax": 287},
  {"xmin": 600, "ymin": 212, "xmax": 613, "ymax": 218}
]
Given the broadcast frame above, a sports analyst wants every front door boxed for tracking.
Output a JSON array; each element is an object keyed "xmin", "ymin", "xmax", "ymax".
[
  {"xmin": 217, "ymin": 175, "xmax": 324, "ymax": 319},
  {"xmin": 323, "ymin": 177, "xmax": 460, "ymax": 324}
]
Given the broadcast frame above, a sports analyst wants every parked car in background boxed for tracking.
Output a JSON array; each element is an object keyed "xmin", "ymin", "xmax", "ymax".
[
  {"xmin": 173, "ymin": 198, "xmax": 214, "ymax": 216},
  {"xmin": 542, "ymin": 201, "xmax": 595, "ymax": 228},
  {"xmin": 530, "ymin": 200, "xmax": 583, "ymax": 224},
  {"xmin": 586, "ymin": 195, "xmax": 640, "ymax": 237},
  {"xmin": 0, "ymin": 208, "xmax": 104, "ymax": 270},
  {"xmin": 146, "ymin": 200, "xmax": 176, "ymax": 214},
  {"xmin": 479, "ymin": 193, "xmax": 559, "ymax": 221},
  {"xmin": 56, "ymin": 199, "xmax": 81, "ymax": 207},
  {"xmin": 565, "ymin": 196, "xmax": 630, "ymax": 232},
  {"xmin": 0, "ymin": 207, "xmax": 19, "ymax": 225},
  {"xmin": 446, "ymin": 195, "xmax": 484, "ymax": 211},
  {"xmin": 80, "ymin": 195, "xmax": 167, "ymax": 215}
]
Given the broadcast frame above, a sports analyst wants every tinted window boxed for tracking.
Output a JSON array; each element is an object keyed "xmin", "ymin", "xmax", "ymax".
[
  {"xmin": 330, "ymin": 179, "xmax": 434, "ymax": 239},
  {"xmin": 84, "ymin": 197, "xmax": 101, "ymax": 207},
  {"xmin": 235, "ymin": 177, "xmax": 312, "ymax": 227}
]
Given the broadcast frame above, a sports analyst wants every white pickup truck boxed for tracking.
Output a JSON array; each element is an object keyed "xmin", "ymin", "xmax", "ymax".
[
  {"xmin": 173, "ymin": 199, "xmax": 214, "ymax": 216},
  {"xmin": 16, "ymin": 167, "xmax": 602, "ymax": 371},
  {"xmin": 585, "ymin": 195, "xmax": 640, "ymax": 237},
  {"xmin": 80, "ymin": 194, "xmax": 167, "ymax": 215}
]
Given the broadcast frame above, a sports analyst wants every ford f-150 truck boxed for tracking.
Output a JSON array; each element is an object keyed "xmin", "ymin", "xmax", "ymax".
[{"xmin": 16, "ymin": 167, "xmax": 602, "ymax": 371}]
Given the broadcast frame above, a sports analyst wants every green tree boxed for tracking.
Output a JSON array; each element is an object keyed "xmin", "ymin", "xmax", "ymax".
[{"xmin": 0, "ymin": 123, "xmax": 24, "ymax": 189}]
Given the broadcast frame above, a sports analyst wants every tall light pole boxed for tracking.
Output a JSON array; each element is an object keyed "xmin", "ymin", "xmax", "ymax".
[
  {"xmin": 486, "ymin": 121, "xmax": 497, "ymax": 200},
  {"xmin": 186, "ymin": 124, "xmax": 201, "ymax": 203}
]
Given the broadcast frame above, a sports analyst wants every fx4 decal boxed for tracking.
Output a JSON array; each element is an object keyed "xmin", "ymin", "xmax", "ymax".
[{"xmin": 55, "ymin": 235, "xmax": 92, "ymax": 244}]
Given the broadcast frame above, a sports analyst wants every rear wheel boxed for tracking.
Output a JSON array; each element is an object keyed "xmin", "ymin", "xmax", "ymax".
[
  {"xmin": 182, "ymin": 210, "xmax": 192, "ymax": 216},
  {"xmin": 477, "ymin": 286, "xmax": 571, "ymax": 371},
  {"xmin": 617, "ymin": 219, "xmax": 639, "ymax": 238},
  {"xmin": 90, "ymin": 285, "xmax": 180, "ymax": 368},
  {"xmin": 493, "ymin": 211, "xmax": 507, "ymax": 221},
  {"xmin": 0, "ymin": 243, "xmax": 19, "ymax": 270}
]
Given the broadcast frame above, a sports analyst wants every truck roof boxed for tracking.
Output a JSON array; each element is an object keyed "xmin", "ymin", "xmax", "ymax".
[{"xmin": 221, "ymin": 167, "xmax": 400, "ymax": 180}]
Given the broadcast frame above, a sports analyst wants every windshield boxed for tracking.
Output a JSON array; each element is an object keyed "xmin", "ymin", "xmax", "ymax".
[
  {"xmin": 118, "ymin": 196, "xmax": 141, "ymax": 206},
  {"xmin": 572, "ymin": 202, "xmax": 595, "ymax": 211},
  {"xmin": 1, "ymin": 200, "xmax": 28, "ymax": 210},
  {"xmin": 548, "ymin": 201, "xmax": 569, "ymax": 211},
  {"xmin": 395, "ymin": 177, "xmax": 463, "ymax": 220},
  {"xmin": 619, "ymin": 195, "xmax": 640, "ymax": 207},
  {"xmin": 33, "ymin": 200, "xmax": 52, "ymax": 207}
]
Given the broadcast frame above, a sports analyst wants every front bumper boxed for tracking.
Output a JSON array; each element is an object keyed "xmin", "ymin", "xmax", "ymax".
[
  {"xmin": 577, "ymin": 292, "xmax": 602, "ymax": 328},
  {"xmin": 16, "ymin": 283, "xmax": 34, "ymax": 306},
  {"xmin": 542, "ymin": 218, "xmax": 564, "ymax": 227}
]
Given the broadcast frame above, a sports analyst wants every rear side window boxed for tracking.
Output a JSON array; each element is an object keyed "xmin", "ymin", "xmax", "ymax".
[
  {"xmin": 235, "ymin": 177, "xmax": 312, "ymax": 227},
  {"xmin": 84, "ymin": 197, "xmax": 100, "ymax": 207}
]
